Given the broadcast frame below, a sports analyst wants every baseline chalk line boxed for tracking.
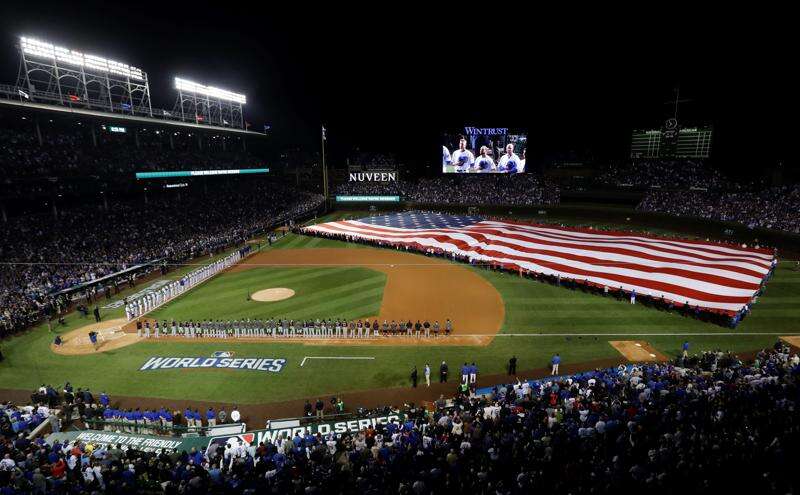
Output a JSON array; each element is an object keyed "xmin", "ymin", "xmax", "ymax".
[{"xmin": 300, "ymin": 356, "xmax": 376, "ymax": 367}]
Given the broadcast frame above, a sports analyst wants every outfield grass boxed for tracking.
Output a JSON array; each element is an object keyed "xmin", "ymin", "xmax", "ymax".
[{"xmin": 1, "ymin": 217, "xmax": 798, "ymax": 405}]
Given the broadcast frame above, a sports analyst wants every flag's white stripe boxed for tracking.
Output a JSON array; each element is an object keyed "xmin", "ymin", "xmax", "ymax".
[
  {"xmin": 486, "ymin": 223, "xmax": 774, "ymax": 267},
  {"xmin": 313, "ymin": 224, "xmax": 756, "ymax": 297},
  {"xmin": 343, "ymin": 221, "xmax": 769, "ymax": 278},
  {"xmin": 467, "ymin": 227, "xmax": 769, "ymax": 278},
  {"xmin": 482, "ymin": 221, "xmax": 774, "ymax": 261},
  {"xmin": 306, "ymin": 224, "xmax": 749, "ymax": 311},
  {"xmin": 357, "ymin": 218, "xmax": 771, "ymax": 262}
]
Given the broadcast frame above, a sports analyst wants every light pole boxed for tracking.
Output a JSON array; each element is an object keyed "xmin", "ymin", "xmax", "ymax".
[{"xmin": 321, "ymin": 125, "xmax": 329, "ymax": 200}]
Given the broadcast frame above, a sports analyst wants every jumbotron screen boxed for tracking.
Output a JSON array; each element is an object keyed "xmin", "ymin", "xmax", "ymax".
[{"xmin": 441, "ymin": 127, "xmax": 527, "ymax": 173}]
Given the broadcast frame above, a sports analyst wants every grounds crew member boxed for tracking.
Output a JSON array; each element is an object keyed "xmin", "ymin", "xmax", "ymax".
[
  {"xmin": 551, "ymin": 354, "xmax": 561, "ymax": 375},
  {"xmin": 508, "ymin": 356, "xmax": 517, "ymax": 375}
]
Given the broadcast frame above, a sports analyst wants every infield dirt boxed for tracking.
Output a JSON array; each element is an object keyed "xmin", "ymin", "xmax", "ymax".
[
  {"xmin": 51, "ymin": 318, "xmax": 140, "ymax": 355},
  {"xmin": 229, "ymin": 248, "xmax": 506, "ymax": 337}
]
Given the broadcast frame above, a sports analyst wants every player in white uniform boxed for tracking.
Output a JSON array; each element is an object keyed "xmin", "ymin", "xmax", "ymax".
[
  {"xmin": 474, "ymin": 146, "xmax": 496, "ymax": 173},
  {"xmin": 497, "ymin": 144, "xmax": 522, "ymax": 173},
  {"xmin": 451, "ymin": 138, "xmax": 474, "ymax": 172},
  {"xmin": 442, "ymin": 145, "xmax": 452, "ymax": 172}
]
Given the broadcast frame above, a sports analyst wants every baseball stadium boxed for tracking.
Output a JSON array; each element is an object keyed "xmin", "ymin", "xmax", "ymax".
[{"xmin": 1, "ymin": 9, "xmax": 799, "ymax": 494}]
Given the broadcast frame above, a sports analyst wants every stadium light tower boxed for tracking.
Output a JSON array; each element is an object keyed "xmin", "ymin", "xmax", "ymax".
[
  {"xmin": 16, "ymin": 36, "xmax": 152, "ymax": 116},
  {"xmin": 173, "ymin": 77, "xmax": 245, "ymax": 129}
]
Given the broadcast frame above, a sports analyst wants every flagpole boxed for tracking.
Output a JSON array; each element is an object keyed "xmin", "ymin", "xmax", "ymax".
[{"xmin": 321, "ymin": 125, "xmax": 328, "ymax": 201}]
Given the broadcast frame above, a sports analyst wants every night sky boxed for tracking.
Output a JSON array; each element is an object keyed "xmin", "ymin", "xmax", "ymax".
[{"xmin": 0, "ymin": 5, "xmax": 794, "ymax": 176}]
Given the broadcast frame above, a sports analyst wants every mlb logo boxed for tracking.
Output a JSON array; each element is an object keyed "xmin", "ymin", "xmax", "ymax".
[
  {"xmin": 208, "ymin": 433, "xmax": 256, "ymax": 451},
  {"xmin": 212, "ymin": 351, "xmax": 234, "ymax": 358}
]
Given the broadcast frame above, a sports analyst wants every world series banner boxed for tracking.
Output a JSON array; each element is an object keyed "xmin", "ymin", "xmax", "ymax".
[
  {"xmin": 208, "ymin": 413, "xmax": 406, "ymax": 449},
  {"xmin": 139, "ymin": 356, "xmax": 286, "ymax": 373},
  {"xmin": 46, "ymin": 414, "xmax": 408, "ymax": 455}
]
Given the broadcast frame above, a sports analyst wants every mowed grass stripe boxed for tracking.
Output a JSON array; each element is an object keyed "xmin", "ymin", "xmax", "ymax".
[
  {"xmin": 279, "ymin": 234, "xmax": 308, "ymax": 250},
  {"xmin": 267, "ymin": 288, "xmax": 387, "ymax": 320},
  {"xmin": 256, "ymin": 278, "xmax": 386, "ymax": 316},
  {"xmin": 231, "ymin": 266, "xmax": 354, "ymax": 287},
  {"xmin": 304, "ymin": 237, "xmax": 324, "ymax": 249}
]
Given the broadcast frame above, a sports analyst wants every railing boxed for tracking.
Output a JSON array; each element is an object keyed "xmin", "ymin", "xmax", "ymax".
[{"xmin": 0, "ymin": 84, "xmax": 248, "ymax": 131}]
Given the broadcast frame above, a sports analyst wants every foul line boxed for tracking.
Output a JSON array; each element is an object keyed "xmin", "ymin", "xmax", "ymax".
[
  {"xmin": 488, "ymin": 332, "xmax": 800, "ymax": 337},
  {"xmin": 300, "ymin": 356, "xmax": 375, "ymax": 367}
]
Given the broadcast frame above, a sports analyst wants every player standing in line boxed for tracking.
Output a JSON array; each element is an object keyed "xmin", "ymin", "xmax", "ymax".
[
  {"xmin": 424, "ymin": 363, "xmax": 431, "ymax": 387},
  {"xmin": 497, "ymin": 143, "xmax": 522, "ymax": 173},
  {"xmin": 451, "ymin": 137, "xmax": 475, "ymax": 172},
  {"xmin": 474, "ymin": 146, "xmax": 496, "ymax": 172},
  {"xmin": 442, "ymin": 145, "xmax": 452, "ymax": 172},
  {"xmin": 433, "ymin": 320, "xmax": 440, "ymax": 338},
  {"xmin": 469, "ymin": 362, "xmax": 478, "ymax": 386},
  {"xmin": 461, "ymin": 363, "xmax": 469, "ymax": 384},
  {"xmin": 445, "ymin": 319, "xmax": 452, "ymax": 336}
]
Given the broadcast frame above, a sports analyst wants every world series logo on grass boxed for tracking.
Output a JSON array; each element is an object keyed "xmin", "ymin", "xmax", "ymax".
[{"xmin": 139, "ymin": 355, "xmax": 286, "ymax": 372}]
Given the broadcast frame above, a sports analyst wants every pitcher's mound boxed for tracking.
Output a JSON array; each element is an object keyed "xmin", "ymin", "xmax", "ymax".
[{"xmin": 251, "ymin": 288, "xmax": 295, "ymax": 302}]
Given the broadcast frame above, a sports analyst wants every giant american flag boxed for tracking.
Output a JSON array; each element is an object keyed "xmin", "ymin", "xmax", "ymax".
[{"xmin": 304, "ymin": 212, "xmax": 775, "ymax": 315}]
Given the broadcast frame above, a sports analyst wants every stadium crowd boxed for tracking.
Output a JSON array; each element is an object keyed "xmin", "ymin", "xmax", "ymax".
[
  {"xmin": 597, "ymin": 159, "xmax": 729, "ymax": 189},
  {"xmin": 334, "ymin": 174, "xmax": 560, "ymax": 206},
  {"xmin": 638, "ymin": 185, "xmax": 800, "ymax": 234},
  {"xmin": 1, "ymin": 345, "xmax": 798, "ymax": 493},
  {"xmin": 0, "ymin": 182, "xmax": 324, "ymax": 338},
  {"xmin": 0, "ymin": 126, "xmax": 261, "ymax": 179}
]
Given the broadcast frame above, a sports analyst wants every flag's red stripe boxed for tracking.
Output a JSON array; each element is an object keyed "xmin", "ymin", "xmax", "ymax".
[
  {"xmin": 494, "ymin": 220, "xmax": 772, "ymax": 258},
  {"xmin": 310, "ymin": 223, "xmax": 755, "ymax": 303},
  {"xmin": 341, "ymin": 222, "xmax": 767, "ymax": 280},
  {"xmin": 484, "ymin": 222, "xmax": 772, "ymax": 266}
]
